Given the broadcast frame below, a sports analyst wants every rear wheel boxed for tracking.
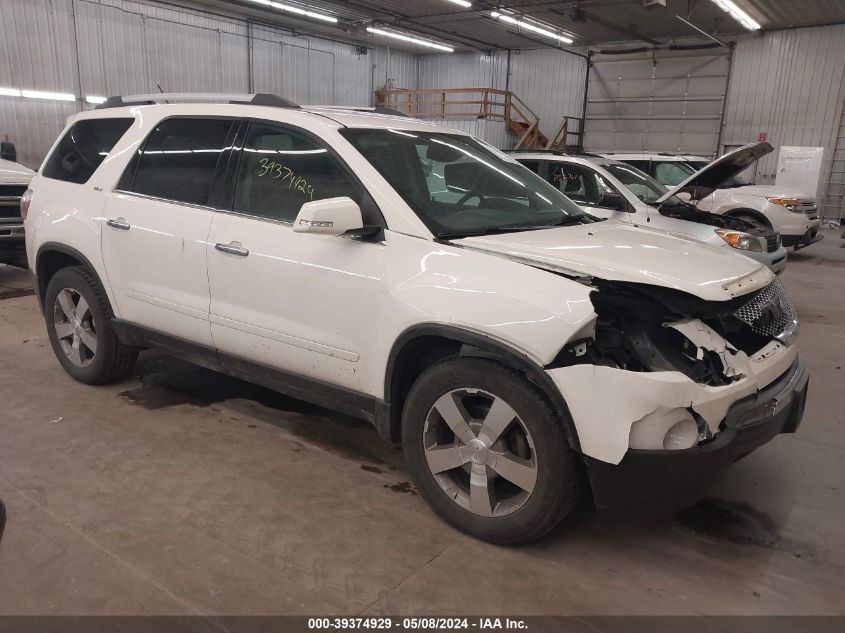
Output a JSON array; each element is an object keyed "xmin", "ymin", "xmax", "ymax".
[
  {"xmin": 44, "ymin": 266, "xmax": 137, "ymax": 384},
  {"xmin": 402, "ymin": 357, "xmax": 583, "ymax": 545}
]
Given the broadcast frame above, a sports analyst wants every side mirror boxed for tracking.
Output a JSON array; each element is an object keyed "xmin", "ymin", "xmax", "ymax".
[
  {"xmin": 598, "ymin": 192, "xmax": 629, "ymax": 212},
  {"xmin": 293, "ymin": 197, "xmax": 364, "ymax": 237},
  {"xmin": 0, "ymin": 142, "xmax": 16, "ymax": 163},
  {"xmin": 676, "ymin": 191, "xmax": 693, "ymax": 203}
]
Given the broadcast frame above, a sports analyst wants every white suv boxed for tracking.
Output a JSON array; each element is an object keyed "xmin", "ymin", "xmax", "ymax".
[
  {"xmin": 510, "ymin": 151, "xmax": 788, "ymax": 273},
  {"xmin": 24, "ymin": 94, "xmax": 808, "ymax": 544},
  {"xmin": 607, "ymin": 147, "xmax": 823, "ymax": 250}
]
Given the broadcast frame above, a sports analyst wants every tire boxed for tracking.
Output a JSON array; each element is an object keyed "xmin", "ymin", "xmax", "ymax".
[
  {"xmin": 402, "ymin": 357, "xmax": 583, "ymax": 545},
  {"xmin": 44, "ymin": 266, "xmax": 137, "ymax": 385}
]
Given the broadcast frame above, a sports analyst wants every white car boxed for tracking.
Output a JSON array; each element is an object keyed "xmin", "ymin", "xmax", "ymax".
[
  {"xmin": 607, "ymin": 147, "xmax": 823, "ymax": 250},
  {"xmin": 1, "ymin": 150, "xmax": 36, "ymax": 267},
  {"xmin": 510, "ymin": 151, "xmax": 788, "ymax": 273},
  {"xmin": 24, "ymin": 94, "xmax": 808, "ymax": 544}
]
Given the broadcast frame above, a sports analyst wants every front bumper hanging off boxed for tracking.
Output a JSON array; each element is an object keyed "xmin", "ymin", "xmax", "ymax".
[
  {"xmin": 783, "ymin": 227, "xmax": 823, "ymax": 250},
  {"xmin": 584, "ymin": 360, "xmax": 808, "ymax": 524}
]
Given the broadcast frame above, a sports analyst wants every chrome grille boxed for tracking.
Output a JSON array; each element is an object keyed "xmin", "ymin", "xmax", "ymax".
[
  {"xmin": 766, "ymin": 233, "xmax": 781, "ymax": 252},
  {"xmin": 733, "ymin": 279, "xmax": 797, "ymax": 339},
  {"xmin": 798, "ymin": 200, "xmax": 817, "ymax": 219}
]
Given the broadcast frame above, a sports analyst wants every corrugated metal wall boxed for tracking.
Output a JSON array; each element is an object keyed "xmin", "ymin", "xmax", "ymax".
[
  {"xmin": 721, "ymin": 23, "xmax": 845, "ymax": 207},
  {"xmin": 3, "ymin": 0, "xmax": 844, "ymax": 208},
  {"xmin": 0, "ymin": 0, "xmax": 413, "ymax": 168},
  {"xmin": 416, "ymin": 49, "xmax": 586, "ymax": 147},
  {"xmin": 507, "ymin": 48, "xmax": 588, "ymax": 141}
]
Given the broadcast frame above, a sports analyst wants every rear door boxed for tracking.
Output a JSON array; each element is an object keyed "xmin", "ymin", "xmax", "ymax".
[{"xmin": 101, "ymin": 117, "xmax": 236, "ymax": 346}]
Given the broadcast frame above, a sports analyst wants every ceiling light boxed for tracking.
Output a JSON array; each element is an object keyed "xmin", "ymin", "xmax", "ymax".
[
  {"xmin": 490, "ymin": 12, "xmax": 574, "ymax": 44},
  {"xmin": 366, "ymin": 27, "xmax": 454, "ymax": 53},
  {"xmin": 21, "ymin": 89, "xmax": 76, "ymax": 101},
  {"xmin": 86, "ymin": 95, "xmax": 107, "ymax": 105},
  {"xmin": 0, "ymin": 87, "xmax": 22, "ymax": 97},
  {"xmin": 445, "ymin": 0, "xmax": 472, "ymax": 7},
  {"xmin": 709, "ymin": 0, "xmax": 761, "ymax": 30},
  {"xmin": 247, "ymin": 0, "xmax": 338, "ymax": 24}
]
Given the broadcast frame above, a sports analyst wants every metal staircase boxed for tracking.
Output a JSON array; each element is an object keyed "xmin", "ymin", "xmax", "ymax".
[{"xmin": 374, "ymin": 87, "xmax": 582, "ymax": 151}]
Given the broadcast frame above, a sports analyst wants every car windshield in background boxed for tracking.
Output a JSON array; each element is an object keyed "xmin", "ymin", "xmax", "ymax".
[
  {"xmin": 601, "ymin": 163, "xmax": 672, "ymax": 206},
  {"xmin": 339, "ymin": 129, "xmax": 587, "ymax": 238}
]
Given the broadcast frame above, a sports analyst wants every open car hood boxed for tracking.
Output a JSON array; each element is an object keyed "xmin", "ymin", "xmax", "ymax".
[
  {"xmin": 451, "ymin": 221, "xmax": 774, "ymax": 302},
  {"xmin": 656, "ymin": 142, "xmax": 773, "ymax": 204}
]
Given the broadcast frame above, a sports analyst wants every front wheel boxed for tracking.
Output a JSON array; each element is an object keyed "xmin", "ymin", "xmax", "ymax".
[
  {"xmin": 44, "ymin": 266, "xmax": 137, "ymax": 385},
  {"xmin": 401, "ymin": 357, "xmax": 583, "ymax": 545}
]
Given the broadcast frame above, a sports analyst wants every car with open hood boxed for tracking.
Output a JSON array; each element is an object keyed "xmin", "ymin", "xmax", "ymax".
[
  {"xmin": 607, "ymin": 144, "xmax": 823, "ymax": 250},
  {"xmin": 510, "ymin": 150, "xmax": 788, "ymax": 273},
  {"xmin": 24, "ymin": 94, "xmax": 808, "ymax": 544},
  {"xmin": 1, "ymin": 148, "xmax": 35, "ymax": 268}
]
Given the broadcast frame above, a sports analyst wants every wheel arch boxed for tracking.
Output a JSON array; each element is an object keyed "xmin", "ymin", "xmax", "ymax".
[
  {"xmin": 722, "ymin": 207, "xmax": 773, "ymax": 228},
  {"xmin": 382, "ymin": 324, "xmax": 581, "ymax": 452},
  {"xmin": 35, "ymin": 242, "xmax": 103, "ymax": 313}
]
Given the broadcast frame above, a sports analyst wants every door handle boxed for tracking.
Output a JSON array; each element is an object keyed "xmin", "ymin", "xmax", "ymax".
[
  {"xmin": 106, "ymin": 217, "xmax": 130, "ymax": 230},
  {"xmin": 215, "ymin": 241, "xmax": 249, "ymax": 257}
]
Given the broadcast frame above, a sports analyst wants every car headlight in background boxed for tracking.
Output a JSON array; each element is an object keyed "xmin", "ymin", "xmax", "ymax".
[
  {"xmin": 768, "ymin": 197, "xmax": 803, "ymax": 213},
  {"xmin": 715, "ymin": 229, "xmax": 764, "ymax": 252}
]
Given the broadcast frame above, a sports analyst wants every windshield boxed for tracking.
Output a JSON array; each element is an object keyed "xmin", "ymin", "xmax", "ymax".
[
  {"xmin": 600, "ymin": 162, "xmax": 671, "ymax": 205},
  {"xmin": 339, "ymin": 129, "xmax": 587, "ymax": 238},
  {"xmin": 686, "ymin": 160, "xmax": 753, "ymax": 187}
]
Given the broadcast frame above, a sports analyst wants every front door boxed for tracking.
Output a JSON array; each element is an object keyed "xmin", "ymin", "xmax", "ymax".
[
  {"xmin": 101, "ymin": 117, "xmax": 236, "ymax": 347},
  {"xmin": 206, "ymin": 121, "xmax": 385, "ymax": 393}
]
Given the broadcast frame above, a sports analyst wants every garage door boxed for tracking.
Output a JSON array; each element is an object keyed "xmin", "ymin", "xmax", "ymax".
[{"xmin": 584, "ymin": 47, "xmax": 731, "ymax": 155}]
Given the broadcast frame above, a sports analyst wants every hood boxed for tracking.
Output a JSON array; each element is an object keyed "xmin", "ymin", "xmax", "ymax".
[
  {"xmin": 0, "ymin": 158, "xmax": 35, "ymax": 185},
  {"xmin": 723, "ymin": 183, "xmax": 814, "ymax": 200},
  {"xmin": 451, "ymin": 221, "xmax": 773, "ymax": 302},
  {"xmin": 656, "ymin": 142, "xmax": 773, "ymax": 204}
]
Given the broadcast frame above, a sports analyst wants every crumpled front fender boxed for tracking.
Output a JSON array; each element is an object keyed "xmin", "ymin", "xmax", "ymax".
[{"xmin": 546, "ymin": 327, "xmax": 798, "ymax": 465}]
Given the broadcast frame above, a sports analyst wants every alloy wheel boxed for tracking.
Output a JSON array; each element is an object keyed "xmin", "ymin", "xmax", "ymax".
[
  {"xmin": 423, "ymin": 388, "xmax": 538, "ymax": 517},
  {"xmin": 53, "ymin": 287, "xmax": 98, "ymax": 368}
]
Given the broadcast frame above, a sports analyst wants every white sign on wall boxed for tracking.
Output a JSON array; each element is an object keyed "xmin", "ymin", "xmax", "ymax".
[{"xmin": 775, "ymin": 146, "xmax": 824, "ymax": 197}]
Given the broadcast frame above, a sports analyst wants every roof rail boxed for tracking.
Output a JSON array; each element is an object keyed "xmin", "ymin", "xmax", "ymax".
[
  {"xmin": 96, "ymin": 93, "xmax": 300, "ymax": 110},
  {"xmin": 505, "ymin": 149, "xmax": 567, "ymax": 155},
  {"xmin": 303, "ymin": 105, "xmax": 412, "ymax": 118}
]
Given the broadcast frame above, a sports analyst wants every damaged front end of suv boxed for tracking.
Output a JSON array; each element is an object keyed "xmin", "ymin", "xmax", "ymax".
[{"xmin": 545, "ymin": 275, "xmax": 808, "ymax": 523}]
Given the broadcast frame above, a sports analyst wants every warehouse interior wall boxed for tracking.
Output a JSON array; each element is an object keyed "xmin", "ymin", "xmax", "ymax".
[
  {"xmin": 2, "ymin": 0, "xmax": 843, "ymax": 214},
  {"xmin": 0, "ymin": 0, "xmax": 419, "ymax": 168},
  {"xmin": 721, "ymin": 23, "xmax": 845, "ymax": 212}
]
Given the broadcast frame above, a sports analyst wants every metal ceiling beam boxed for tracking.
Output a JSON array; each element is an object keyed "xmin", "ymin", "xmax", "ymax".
[{"xmin": 549, "ymin": 5, "xmax": 662, "ymax": 45}]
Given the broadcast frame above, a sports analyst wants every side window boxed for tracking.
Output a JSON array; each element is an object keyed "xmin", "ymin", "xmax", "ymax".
[
  {"xmin": 233, "ymin": 123, "xmax": 361, "ymax": 223},
  {"xmin": 625, "ymin": 160, "xmax": 652, "ymax": 175},
  {"xmin": 549, "ymin": 164, "xmax": 589, "ymax": 203},
  {"xmin": 43, "ymin": 118, "xmax": 133, "ymax": 184},
  {"xmin": 518, "ymin": 160, "xmax": 541, "ymax": 175},
  {"xmin": 129, "ymin": 118, "xmax": 234, "ymax": 206},
  {"xmin": 549, "ymin": 164, "xmax": 616, "ymax": 206},
  {"xmin": 654, "ymin": 161, "xmax": 691, "ymax": 186}
]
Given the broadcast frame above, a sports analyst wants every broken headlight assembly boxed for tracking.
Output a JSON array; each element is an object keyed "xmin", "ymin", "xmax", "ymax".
[{"xmin": 553, "ymin": 278, "xmax": 797, "ymax": 386}]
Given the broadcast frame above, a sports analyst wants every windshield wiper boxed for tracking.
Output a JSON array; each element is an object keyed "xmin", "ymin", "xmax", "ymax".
[{"xmin": 438, "ymin": 215, "xmax": 587, "ymax": 240}]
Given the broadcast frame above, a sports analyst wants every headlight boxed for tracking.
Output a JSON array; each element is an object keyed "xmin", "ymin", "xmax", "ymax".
[
  {"xmin": 768, "ymin": 197, "xmax": 803, "ymax": 213},
  {"xmin": 715, "ymin": 229, "xmax": 764, "ymax": 252}
]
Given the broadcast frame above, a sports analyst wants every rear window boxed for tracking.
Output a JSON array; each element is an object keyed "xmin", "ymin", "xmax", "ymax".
[
  {"xmin": 125, "ymin": 118, "xmax": 234, "ymax": 206},
  {"xmin": 43, "ymin": 118, "xmax": 133, "ymax": 184}
]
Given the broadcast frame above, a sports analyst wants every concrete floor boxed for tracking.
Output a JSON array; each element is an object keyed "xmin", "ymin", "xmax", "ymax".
[{"xmin": 0, "ymin": 229, "xmax": 843, "ymax": 616}]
